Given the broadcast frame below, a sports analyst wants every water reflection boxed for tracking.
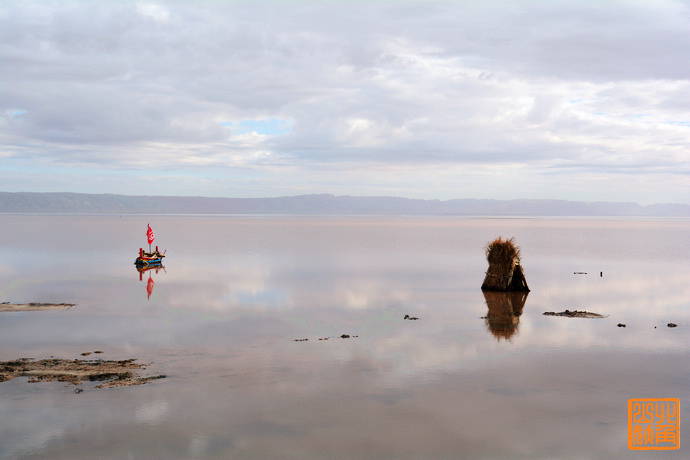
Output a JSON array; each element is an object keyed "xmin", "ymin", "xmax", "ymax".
[
  {"xmin": 482, "ymin": 291, "xmax": 528, "ymax": 341},
  {"xmin": 1, "ymin": 216, "xmax": 688, "ymax": 459},
  {"xmin": 136, "ymin": 264, "xmax": 166, "ymax": 300}
]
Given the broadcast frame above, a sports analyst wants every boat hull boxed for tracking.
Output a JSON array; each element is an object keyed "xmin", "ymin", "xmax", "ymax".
[
  {"xmin": 135, "ymin": 247, "xmax": 165, "ymax": 266},
  {"xmin": 134, "ymin": 258, "xmax": 164, "ymax": 266}
]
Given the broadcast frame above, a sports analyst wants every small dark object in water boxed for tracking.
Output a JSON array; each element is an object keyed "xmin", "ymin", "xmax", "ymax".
[
  {"xmin": 600, "ymin": 272, "xmax": 603, "ymax": 277},
  {"xmin": 574, "ymin": 272, "xmax": 587, "ymax": 275},
  {"xmin": 404, "ymin": 315, "xmax": 419, "ymax": 320},
  {"xmin": 340, "ymin": 334, "xmax": 350, "ymax": 339},
  {"xmin": 81, "ymin": 352, "xmax": 91, "ymax": 356},
  {"xmin": 618, "ymin": 323, "xmax": 626, "ymax": 327},
  {"xmin": 74, "ymin": 388, "xmax": 83, "ymax": 394},
  {"xmin": 294, "ymin": 338, "xmax": 308, "ymax": 342},
  {"xmin": 668, "ymin": 323, "xmax": 677, "ymax": 328}
]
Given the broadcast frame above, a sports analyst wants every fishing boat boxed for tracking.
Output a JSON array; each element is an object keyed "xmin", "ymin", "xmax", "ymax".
[
  {"xmin": 135, "ymin": 247, "xmax": 166, "ymax": 266},
  {"xmin": 134, "ymin": 224, "xmax": 166, "ymax": 266}
]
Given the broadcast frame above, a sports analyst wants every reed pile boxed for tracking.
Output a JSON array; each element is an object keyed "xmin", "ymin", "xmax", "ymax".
[{"xmin": 481, "ymin": 236, "xmax": 530, "ymax": 292}]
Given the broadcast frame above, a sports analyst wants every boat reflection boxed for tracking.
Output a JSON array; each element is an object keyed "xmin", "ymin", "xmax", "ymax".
[
  {"xmin": 136, "ymin": 263, "xmax": 166, "ymax": 300},
  {"xmin": 482, "ymin": 291, "xmax": 528, "ymax": 341}
]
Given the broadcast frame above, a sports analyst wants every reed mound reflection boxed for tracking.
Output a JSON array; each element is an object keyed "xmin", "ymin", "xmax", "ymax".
[{"xmin": 482, "ymin": 291, "xmax": 528, "ymax": 341}]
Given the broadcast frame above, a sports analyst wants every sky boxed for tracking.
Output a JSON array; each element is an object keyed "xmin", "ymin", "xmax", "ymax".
[{"xmin": 1, "ymin": 0, "xmax": 689, "ymax": 204}]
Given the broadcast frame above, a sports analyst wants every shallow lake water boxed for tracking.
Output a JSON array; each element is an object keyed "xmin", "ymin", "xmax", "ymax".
[{"xmin": 0, "ymin": 214, "xmax": 688, "ymax": 459}]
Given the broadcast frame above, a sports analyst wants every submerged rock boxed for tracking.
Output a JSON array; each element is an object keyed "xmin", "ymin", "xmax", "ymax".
[{"xmin": 543, "ymin": 310, "xmax": 607, "ymax": 318}]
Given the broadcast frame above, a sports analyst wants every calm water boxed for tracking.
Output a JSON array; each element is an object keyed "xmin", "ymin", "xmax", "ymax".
[{"xmin": 0, "ymin": 215, "xmax": 688, "ymax": 459}]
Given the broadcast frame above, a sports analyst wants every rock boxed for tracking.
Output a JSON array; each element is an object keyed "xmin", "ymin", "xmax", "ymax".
[
  {"xmin": 341, "ymin": 334, "xmax": 350, "ymax": 339},
  {"xmin": 404, "ymin": 315, "xmax": 419, "ymax": 320},
  {"xmin": 544, "ymin": 310, "xmax": 607, "ymax": 318},
  {"xmin": 668, "ymin": 323, "xmax": 677, "ymax": 328},
  {"xmin": 617, "ymin": 323, "xmax": 626, "ymax": 327}
]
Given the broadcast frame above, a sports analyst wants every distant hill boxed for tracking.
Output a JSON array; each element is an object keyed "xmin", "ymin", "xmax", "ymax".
[{"xmin": 0, "ymin": 192, "xmax": 688, "ymax": 216}]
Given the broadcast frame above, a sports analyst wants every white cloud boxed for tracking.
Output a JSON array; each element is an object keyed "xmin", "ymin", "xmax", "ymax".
[
  {"xmin": 136, "ymin": 3, "xmax": 169, "ymax": 22},
  {"xmin": 0, "ymin": 0, "xmax": 688, "ymax": 203}
]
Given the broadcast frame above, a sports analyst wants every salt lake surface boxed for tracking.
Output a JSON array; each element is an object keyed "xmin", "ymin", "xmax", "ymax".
[{"xmin": 0, "ymin": 215, "xmax": 688, "ymax": 459}]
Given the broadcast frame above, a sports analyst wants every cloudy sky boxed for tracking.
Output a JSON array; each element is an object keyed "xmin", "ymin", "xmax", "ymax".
[{"xmin": 1, "ymin": 0, "xmax": 688, "ymax": 204}]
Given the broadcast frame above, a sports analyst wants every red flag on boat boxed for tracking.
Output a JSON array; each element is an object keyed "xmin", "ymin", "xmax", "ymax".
[{"xmin": 147, "ymin": 224, "xmax": 155, "ymax": 244}]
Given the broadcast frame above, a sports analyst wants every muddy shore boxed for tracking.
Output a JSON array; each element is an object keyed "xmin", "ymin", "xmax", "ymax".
[
  {"xmin": 0, "ymin": 356, "xmax": 166, "ymax": 389},
  {"xmin": 543, "ymin": 310, "xmax": 608, "ymax": 318},
  {"xmin": 0, "ymin": 302, "xmax": 75, "ymax": 312}
]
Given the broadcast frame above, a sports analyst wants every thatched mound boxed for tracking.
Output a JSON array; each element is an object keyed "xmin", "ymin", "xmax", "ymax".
[
  {"xmin": 485, "ymin": 236, "xmax": 520, "ymax": 272},
  {"xmin": 481, "ymin": 237, "xmax": 530, "ymax": 292}
]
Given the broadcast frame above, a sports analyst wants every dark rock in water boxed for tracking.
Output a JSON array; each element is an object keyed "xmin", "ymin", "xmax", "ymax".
[
  {"xmin": 294, "ymin": 338, "xmax": 308, "ymax": 342},
  {"xmin": 404, "ymin": 315, "xmax": 419, "ymax": 320},
  {"xmin": 617, "ymin": 323, "xmax": 626, "ymax": 327},
  {"xmin": 543, "ymin": 310, "xmax": 606, "ymax": 318},
  {"xmin": 340, "ymin": 334, "xmax": 350, "ymax": 339},
  {"xmin": 667, "ymin": 323, "xmax": 677, "ymax": 328}
]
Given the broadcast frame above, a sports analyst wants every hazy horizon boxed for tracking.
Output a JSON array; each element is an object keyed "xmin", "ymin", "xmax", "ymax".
[
  {"xmin": 3, "ymin": 189, "xmax": 689, "ymax": 204},
  {"xmin": 1, "ymin": 191, "xmax": 688, "ymax": 216}
]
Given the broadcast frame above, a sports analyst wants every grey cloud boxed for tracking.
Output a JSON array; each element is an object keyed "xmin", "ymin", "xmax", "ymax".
[{"xmin": 0, "ymin": 0, "xmax": 688, "ymax": 203}]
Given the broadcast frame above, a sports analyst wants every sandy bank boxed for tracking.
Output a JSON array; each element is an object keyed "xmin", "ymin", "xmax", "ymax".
[
  {"xmin": 0, "ymin": 302, "xmax": 75, "ymax": 312},
  {"xmin": 0, "ymin": 356, "xmax": 166, "ymax": 389}
]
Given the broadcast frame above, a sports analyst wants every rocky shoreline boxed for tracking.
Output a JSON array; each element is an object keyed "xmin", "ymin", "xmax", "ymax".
[{"xmin": 0, "ymin": 355, "xmax": 166, "ymax": 389}]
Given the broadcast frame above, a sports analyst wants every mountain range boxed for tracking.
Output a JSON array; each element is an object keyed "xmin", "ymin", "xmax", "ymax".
[{"xmin": 0, "ymin": 192, "xmax": 688, "ymax": 217}]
